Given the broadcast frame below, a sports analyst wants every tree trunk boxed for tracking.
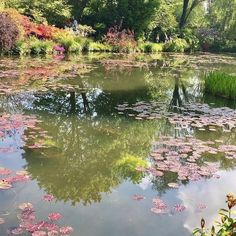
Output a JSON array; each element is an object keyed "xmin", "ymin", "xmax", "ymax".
[{"xmin": 179, "ymin": 0, "xmax": 190, "ymax": 29}]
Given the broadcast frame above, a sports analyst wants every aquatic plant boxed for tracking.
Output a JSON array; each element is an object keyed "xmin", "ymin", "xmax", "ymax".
[
  {"xmin": 193, "ymin": 194, "xmax": 236, "ymax": 236},
  {"xmin": 205, "ymin": 71, "xmax": 236, "ymax": 100},
  {"xmin": 6, "ymin": 202, "xmax": 74, "ymax": 235}
]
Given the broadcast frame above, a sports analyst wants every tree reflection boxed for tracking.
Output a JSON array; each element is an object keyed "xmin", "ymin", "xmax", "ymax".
[{"xmin": 22, "ymin": 115, "xmax": 161, "ymax": 205}]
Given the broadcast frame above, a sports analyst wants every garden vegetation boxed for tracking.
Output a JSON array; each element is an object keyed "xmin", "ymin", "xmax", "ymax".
[
  {"xmin": 205, "ymin": 72, "xmax": 236, "ymax": 100},
  {"xmin": 0, "ymin": 0, "xmax": 235, "ymax": 55}
]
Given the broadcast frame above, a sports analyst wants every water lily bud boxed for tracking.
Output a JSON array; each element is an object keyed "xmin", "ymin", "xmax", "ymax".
[
  {"xmin": 211, "ymin": 226, "xmax": 215, "ymax": 236},
  {"xmin": 201, "ymin": 218, "xmax": 205, "ymax": 229}
]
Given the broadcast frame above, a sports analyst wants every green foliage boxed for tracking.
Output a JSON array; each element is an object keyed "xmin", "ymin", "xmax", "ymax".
[
  {"xmin": 15, "ymin": 37, "xmax": 54, "ymax": 55},
  {"xmin": 138, "ymin": 42, "xmax": 163, "ymax": 53},
  {"xmin": 53, "ymin": 30, "xmax": 82, "ymax": 52},
  {"xmin": 148, "ymin": 0, "xmax": 178, "ymax": 41},
  {"xmin": 1, "ymin": 0, "xmax": 71, "ymax": 26},
  {"xmin": 207, "ymin": 0, "xmax": 236, "ymax": 40},
  {"xmin": 164, "ymin": 38, "xmax": 189, "ymax": 52},
  {"xmin": 114, "ymin": 154, "xmax": 147, "ymax": 183},
  {"xmin": 77, "ymin": 0, "xmax": 160, "ymax": 38},
  {"xmin": 204, "ymin": 72, "xmax": 236, "ymax": 100},
  {"xmin": 182, "ymin": 29, "xmax": 200, "ymax": 52},
  {"xmin": 193, "ymin": 194, "xmax": 236, "ymax": 236},
  {"xmin": 87, "ymin": 42, "xmax": 112, "ymax": 52}
]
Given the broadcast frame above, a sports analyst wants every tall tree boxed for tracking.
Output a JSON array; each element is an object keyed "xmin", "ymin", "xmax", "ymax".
[{"xmin": 179, "ymin": 0, "xmax": 204, "ymax": 29}]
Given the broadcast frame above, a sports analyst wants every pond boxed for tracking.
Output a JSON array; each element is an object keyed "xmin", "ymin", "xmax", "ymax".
[{"xmin": 0, "ymin": 53, "xmax": 236, "ymax": 236}]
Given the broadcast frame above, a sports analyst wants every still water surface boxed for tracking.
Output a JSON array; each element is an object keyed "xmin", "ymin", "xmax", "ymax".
[{"xmin": 0, "ymin": 53, "xmax": 236, "ymax": 236}]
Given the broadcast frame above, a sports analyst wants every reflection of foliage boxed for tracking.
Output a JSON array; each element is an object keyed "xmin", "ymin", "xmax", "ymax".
[
  {"xmin": 114, "ymin": 154, "xmax": 148, "ymax": 184},
  {"xmin": 23, "ymin": 115, "xmax": 160, "ymax": 205}
]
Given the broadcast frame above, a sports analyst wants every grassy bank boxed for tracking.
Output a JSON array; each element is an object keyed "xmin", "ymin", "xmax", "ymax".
[{"xmin": 205, "ymin": 71, "xmax": 236, "ymax": 100}]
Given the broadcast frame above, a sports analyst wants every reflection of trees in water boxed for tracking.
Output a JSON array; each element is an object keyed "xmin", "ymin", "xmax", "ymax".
[
  {"xmin": 3, "ymin": 56, "xmax": 236, "ymax": 206},
  {"xmin": 23, "ymin": 115, "xmax": 161, "ymax": 205}
]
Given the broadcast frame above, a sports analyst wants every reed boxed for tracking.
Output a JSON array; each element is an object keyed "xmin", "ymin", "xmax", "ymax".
[{"xmin": 205, "ymin": 71, "xmax": 236, "ymax": 100}]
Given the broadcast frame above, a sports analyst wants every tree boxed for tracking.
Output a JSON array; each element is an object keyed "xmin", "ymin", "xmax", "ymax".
[
  {"xmin": 2, "ymin": 0, "xmax": 72, "ymax": 27},
  {"xmin": 148, "ymin": 0, "xmax": 178, "ymax": 42},
  {"xmin": 179, "ymin": 0, "xmax": 205, "ymax": 29},
  {"xmin": 207, "ymin": 0, "xmax": 236, "ymax": 40},
  {"xmin": 76, "ymin": 0, "xmax": 160, "ymax": 38}
]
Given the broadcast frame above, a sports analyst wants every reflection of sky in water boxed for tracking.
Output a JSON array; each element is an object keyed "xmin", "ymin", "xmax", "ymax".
[{"xmin": 179, "ymin": 170, "xmax": 236, "ymax": 233}]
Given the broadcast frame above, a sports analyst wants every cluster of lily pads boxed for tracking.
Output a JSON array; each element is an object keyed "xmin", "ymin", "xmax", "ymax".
[
  {"xmin": 0, "ymin": 168, "xmax": 30, "ymax": 190},
  {"xmin": 132, "ymin": 194, "xmax": 206, "ymax": 215},
  {"xmin": 116, "ymin": 101, "xmax": 236, "ymax": 131},
  {"xmin": 0, "ymin": 58, "xmax": 93, "ymax": 95},
  {"xmin": 0, "ymin": 114, "xmax": 50, "ymax": 151},
  {"xmin": 0, "ymin": 166, "xmax": 73, "ymax": 236},
  {"xmin": 116, "ymin": 100, "xmax": 236, "ymax": 215},
  {"xmin": 147, "ymin": 136, "xmax": 227, "ymax": 182},
  {"xmin": 6, "ymin": 200, "xmax": 73, "ymax": 236}
]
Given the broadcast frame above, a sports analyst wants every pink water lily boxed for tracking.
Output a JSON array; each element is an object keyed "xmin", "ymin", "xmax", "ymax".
[
  {"xmin": 43, "ymin": 194, "xmax": 55, "ymax": 202},
  {"xmin": 173, "ymin": 204, "xmax": 186, "ymax": 213},
  {"xmin": 59, "ymin": 226, "xmax": 74, "ymax": 234},
  {"xmin": 0, "ymin": 218, "xmax": 5, "ymax": 224},
  {"xmin": 0, "ymin": 168, "xmax": 12, "ymax": 175},
  {"xmin": 32, "ymin": 231, "xmax": 47, "ymax": 236},
  {"xmin": 48, "ymin": 213, "xmax": 62, "ymax": 221}
]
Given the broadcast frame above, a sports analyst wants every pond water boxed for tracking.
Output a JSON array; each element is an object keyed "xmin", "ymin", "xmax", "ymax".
[{"xmin": 0, "ymin": 53, "xmax": 236, "ymax": 236}]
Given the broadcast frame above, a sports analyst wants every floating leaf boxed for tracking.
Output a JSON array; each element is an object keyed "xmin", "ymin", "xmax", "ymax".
[
  {"xmin": 132, "ymin": 194, "xmax": 145, "ymax": 201},
  {"xmin": 0, "ymin": 180, "xmax": 12, "ymax": 190}
]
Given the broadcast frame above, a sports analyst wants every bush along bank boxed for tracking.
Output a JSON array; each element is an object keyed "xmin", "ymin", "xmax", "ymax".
[{"xmin": 0, "ymin": 9, "xmax": 206, "ymax": 56}]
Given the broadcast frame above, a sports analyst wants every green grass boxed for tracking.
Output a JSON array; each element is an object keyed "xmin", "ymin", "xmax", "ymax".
[{"xmin": 205, "ymin": 71, "xmax": 236, "ymax": 99}]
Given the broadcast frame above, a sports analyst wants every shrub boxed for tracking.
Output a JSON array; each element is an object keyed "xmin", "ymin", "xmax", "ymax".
[
  {"xmin": 53, "ymin": 30, "xmax": 81, "ymax": 52},
  {"xmin": 104, "ymin": 25, "xmax": 137, "ymax": 53},
  {"xmin": 138, "ymin": 42, "xmax": 163, "ymax": 53},
  {"xmin": 15, "ymin": 37, "xmax": 54, "ymax": 55},
  {"xmin": 163, "ymin": 38, "xmax": 189, "ymax": 53},
  {"xmin": 181, "ymin": 29, "xmax": 200, "ymax": 52},
  {"xmin": 74, "ymin": 37, "xmax": 92, "ymax": 52},
  {"xmin": 0, "ymin": 11, "xmax": 19, "ymax": 52},
  {"xmin": 87, "ymin": 42, "xmax": 112, "ymax": 52},
  {"xmin": 204, "ymin": 71, "xmax": 236, "ymax": 100}
]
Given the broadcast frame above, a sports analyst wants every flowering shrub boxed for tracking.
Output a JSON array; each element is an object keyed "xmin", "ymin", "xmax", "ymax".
[
  {"xmin": 19, "ymin": 15, "xmax": 59, "ymax": 39},
  {"xmin": 0, "ymin": 11, "xmax": 19, "ymax": 52},
  {"xmin": 104, "ymin": 25, "xmax": 137, "ymax": 53},
  {"xmin": 1, "ymin": 9, "xmax": 59, "ymax": 40}
]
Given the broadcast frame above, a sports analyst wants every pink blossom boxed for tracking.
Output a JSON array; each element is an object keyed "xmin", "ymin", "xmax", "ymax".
[
  {"xmin": 48, "ymin": 213, "xmax": 62, "ymax": 221},
  {"xmin": 43, "ymin": 194, "xmax": 55, "ymax": 202}
]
